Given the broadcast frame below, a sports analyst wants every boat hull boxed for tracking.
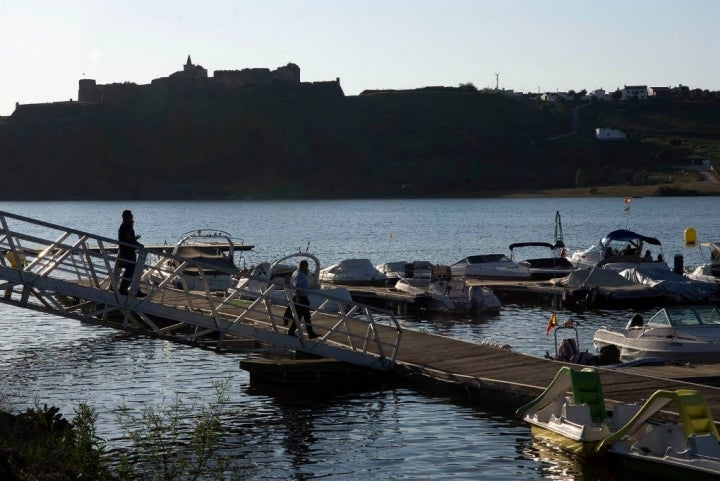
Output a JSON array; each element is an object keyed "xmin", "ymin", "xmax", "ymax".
[{"xmin": 528, "ymin": 424, "xmax": 606, "ymax": 458}]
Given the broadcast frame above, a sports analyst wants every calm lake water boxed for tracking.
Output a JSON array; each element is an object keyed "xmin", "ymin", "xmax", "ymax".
[{"xmin": 0, "ymin": 197, "xmax": 717, "ymax": 480}]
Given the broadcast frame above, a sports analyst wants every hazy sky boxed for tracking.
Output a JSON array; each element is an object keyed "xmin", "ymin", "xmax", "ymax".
[{"xmin": 1, "ymin": 0, "xmax": 718, "ymax": 116}]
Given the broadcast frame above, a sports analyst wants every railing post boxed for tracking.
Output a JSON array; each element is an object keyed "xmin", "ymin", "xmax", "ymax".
[{"xmin": 130, "ymin": 250, "xmax": 147, "ymax": 295}]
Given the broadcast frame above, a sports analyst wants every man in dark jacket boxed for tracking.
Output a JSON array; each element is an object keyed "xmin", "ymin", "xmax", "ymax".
[{"xmin": 117, "ymin": 209, "xmax": 145, "ymax": 296}]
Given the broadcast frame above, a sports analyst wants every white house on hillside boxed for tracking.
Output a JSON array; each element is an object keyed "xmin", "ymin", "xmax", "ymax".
[
  {"xmin": 589, "ymin": 88, "xmax": 612, "ymax": 101},
  {"xmin": 595, "ymin": 128, "xmax": 627, "ymax": 140},
  {"xmin": 621, "ymin": 85, "xmax": 648, "ymax": 100}
]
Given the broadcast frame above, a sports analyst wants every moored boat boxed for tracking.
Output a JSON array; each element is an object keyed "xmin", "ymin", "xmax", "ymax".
[
  {"xmin": 597, "ymin": 389, "xmax": 720, "ymax": 480},
  {"xmin": 146, "ymin": 229, "xmax": 252, "ymax": 292},
  {"xmin": 686, "ymin": 242, "xmax": 720, "ymax": 284},
  {"xmin": 233, "ymin": 252, "xmax": 353, "ymax": 311},
  {"xmin": 450, "ymin": 253, "xmax": 531, "ymax": 280},
  {"xmin": 593, "ymin": 306, "xmax": 720, "ymax": 364},
  {"xmin": 319, "ymin": 258, "xmax": 388, "ymax": 286},
  {"xmin": 509, "ymin": 242, "xmax": 575, "ymax": 280},
  {"xmin": 394, "ymin": 265, "xmax": 501, "ymax": 314},
  {"xmin": 376, "ymin": 260, "xmax": 434, "ymax": 280},
  {"xmin": 517, "ymin": 366, "xmax": 640, "ymax": 457},
  {"xmin": 569, "ymin": 229, "xmax": 669, "ymax": 271}
]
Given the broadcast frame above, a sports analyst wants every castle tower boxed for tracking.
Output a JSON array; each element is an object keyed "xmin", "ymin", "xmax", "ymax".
[
  {"xmin": 78, "ymin": 78, "xmax": 100, "ymax": 102},
  {"xmin": 180, "ymin": 55, "xmax": 207, "ymax": 78}
]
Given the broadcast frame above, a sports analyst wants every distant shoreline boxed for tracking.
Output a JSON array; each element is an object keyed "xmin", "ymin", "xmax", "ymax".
[{"xmin": 498, "ymin": 180, "xmax": 720, "ymax": 199}]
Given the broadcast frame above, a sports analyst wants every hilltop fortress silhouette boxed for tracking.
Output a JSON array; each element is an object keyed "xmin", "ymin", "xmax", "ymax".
[{"xmin": 77, "ymin": 55, "xmax": 344, "ymax": 104}]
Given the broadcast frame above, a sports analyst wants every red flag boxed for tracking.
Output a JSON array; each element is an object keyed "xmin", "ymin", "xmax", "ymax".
[{"xmin": 545, "ymin": 312, "xmax": 557, "ymax": 335}]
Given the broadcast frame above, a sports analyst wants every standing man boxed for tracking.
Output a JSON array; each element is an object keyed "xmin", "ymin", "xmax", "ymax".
[
  {"xmin": 287, "ymin": 259, "xmax": 319, "ymax": 338},
  {"xmin": 117, "ymin": 209, "xmax": 145, "ymax": 296}
]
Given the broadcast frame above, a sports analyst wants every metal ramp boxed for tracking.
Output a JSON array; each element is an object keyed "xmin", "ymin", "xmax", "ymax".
[{"xmin": 0, "ymin": 211, "xmax": 402, "ymax": 370}]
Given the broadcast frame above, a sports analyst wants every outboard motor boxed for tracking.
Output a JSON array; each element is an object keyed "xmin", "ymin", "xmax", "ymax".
[{"xmin": 625, "ymin": 313, "xmax": 644, "ymax": 330}]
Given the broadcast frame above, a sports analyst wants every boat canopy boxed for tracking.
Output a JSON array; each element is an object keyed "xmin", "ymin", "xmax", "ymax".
[
  {"xmin": 603, "ymin": 229, "xmax": 661, "ymax": 246},
  {"xmin": 509, "ymin": 242, "xmax": 555, "ymax": 251}
]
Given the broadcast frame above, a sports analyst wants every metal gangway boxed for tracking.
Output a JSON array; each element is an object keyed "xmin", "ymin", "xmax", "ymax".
[{"xmin": 0, "ymin": 211, "xmax": 402, "ymax": 370}]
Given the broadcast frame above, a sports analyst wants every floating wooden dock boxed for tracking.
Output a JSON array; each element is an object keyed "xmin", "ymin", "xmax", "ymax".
[
  {"xmin": 345, "ymin": 277, "xmax": 714, "ymax": 313},
  {"xmin": 1, "ymin": 209, "xmax": 720, "ymax": 423}
]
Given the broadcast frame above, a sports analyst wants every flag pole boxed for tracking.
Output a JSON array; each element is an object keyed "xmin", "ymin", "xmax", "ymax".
[{"xmin": 624, "ymin": 197, "xmax": 632, "ymax": 228}]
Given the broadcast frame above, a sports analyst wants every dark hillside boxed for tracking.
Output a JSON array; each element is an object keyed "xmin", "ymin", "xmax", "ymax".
[{"xmin": 0, "ymin": 92, "xmax": 717, "ymax": 200}]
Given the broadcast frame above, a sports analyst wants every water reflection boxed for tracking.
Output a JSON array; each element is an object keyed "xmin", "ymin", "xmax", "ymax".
[{"xmin": 517, "ymin": 437, "xmax": 657, "ymax": 481}]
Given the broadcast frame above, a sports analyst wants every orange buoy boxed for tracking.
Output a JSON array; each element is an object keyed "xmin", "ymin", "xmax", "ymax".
[{"xmin": 684, "ymin": 227, "xmax": 697, "ymax": 245}]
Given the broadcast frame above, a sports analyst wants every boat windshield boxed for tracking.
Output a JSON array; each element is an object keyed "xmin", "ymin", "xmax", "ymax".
[
  {"xmin": 466, "ymin": 254, "xmax": 511, "ymax": 263},
  {"xmin": 648, "ymin": 307, "xmax": 720, "ymax": 327}
]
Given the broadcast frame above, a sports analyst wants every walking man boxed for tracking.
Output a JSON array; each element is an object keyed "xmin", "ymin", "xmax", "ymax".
[{"xmin": 287, "ymin": 260, "xmax": 319, "ymax": 338}]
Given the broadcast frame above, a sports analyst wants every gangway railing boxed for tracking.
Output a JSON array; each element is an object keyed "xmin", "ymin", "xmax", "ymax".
[{"xmin": 0, "ymin": 210, "xmax": 402, "ymax": 370}]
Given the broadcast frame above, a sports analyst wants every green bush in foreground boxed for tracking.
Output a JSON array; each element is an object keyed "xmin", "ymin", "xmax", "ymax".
[
  {"xmin": 1, "ymin": 380, "xmax": 250, "ymax": 481},
  {"xmin": 0, "ymin": 402, "xmax": 111, "ymax": 480},
  {"xmin": 114, "ymin": 379, "xmax": 251, "ymax": 481}
]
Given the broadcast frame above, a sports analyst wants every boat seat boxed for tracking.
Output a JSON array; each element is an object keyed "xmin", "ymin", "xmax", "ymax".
[
  {"xmin": 569, "ymin": 368, "xmax": 607, "ymax": 423},
  {"xmin": 561, "ymin": 403, "xmax": 593, "ymax": 426},
  {"xmin": 674, "ymin": 390, "xmax": 720, "ymax": 440},
  {"xmin": 687, "ymin": 433, "xmax": 720, "ymax": 457},
  {"xmin": 634, "ymin": 422, "xmax": 686, "ymax": 457},
  {"xmin": 609, "ymin": 402, "xmax": 641, "ymax": 431}
]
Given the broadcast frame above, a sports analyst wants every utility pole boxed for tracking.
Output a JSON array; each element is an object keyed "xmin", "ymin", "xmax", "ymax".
[{"xmin": 495, "ymin": 73, "xmax": 499, "ymax": 90}]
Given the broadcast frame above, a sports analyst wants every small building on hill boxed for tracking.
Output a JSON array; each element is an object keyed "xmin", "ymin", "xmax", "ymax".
[
  {"xmin": 595, "ymin": 127, "xmax": 627, "ymax": 140},
  {"xmin": 621, "ymin": 85, "xmax": 648, "ymax": 100}
]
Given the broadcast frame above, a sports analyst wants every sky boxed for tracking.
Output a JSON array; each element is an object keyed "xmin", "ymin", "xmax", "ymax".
[{"xmin": 1, "ymin": 0, "xmax": 719, "ymax": 116}]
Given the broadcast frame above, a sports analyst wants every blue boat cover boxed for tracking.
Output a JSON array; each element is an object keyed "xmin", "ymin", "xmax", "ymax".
[{"xmin": 605, "ymin": 229, "xmax": 661, "ymax": 246}]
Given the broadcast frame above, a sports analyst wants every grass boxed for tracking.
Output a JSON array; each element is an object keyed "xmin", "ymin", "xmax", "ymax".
[{"xmin": 501, "ymin": 171, "xmax": 720, "ymax": 198}]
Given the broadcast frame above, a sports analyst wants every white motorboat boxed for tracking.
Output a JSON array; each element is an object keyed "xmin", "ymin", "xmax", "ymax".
[
  {"xmin": 376, "ymin": 260, "xmax": 434, "ymax": 280},
  {"xmin": 593, "ymin": 306, "xmax": 720, "ymax": 364},
  {"xmin": 233, "ymin": 252, "xmax": 353, "ymax": 311},
  {"xmin": 147, "ymin": 229, "xmax": 252, "ymax": 292},
  {"xmin": 517, "ymin": 366, "xmax": 640, "ymax": 457},
  {"xmin": 597, "ymin": 389, "xmax": 720, "ymax": 479},
  {"xmin": 686, "ymin": 242, "xmax": 720, "ymax": 284},
  {"xmin": 450, "ymin": 254, "xmax": 531, "ymax": 280},
  {"xmin": 394, "ymin": 265, "xmax": 501, "ymax": 314},
  {"xmin": 319, "ymin": 258, "xmax": 388, "ymax": 286},
  {"xmin": 509, "ymin": 242, "xmax": 575, "ymax": 280},
  {"xmin": 569, "ymin": 229, "xmax": 669, "ymax": 271}
]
